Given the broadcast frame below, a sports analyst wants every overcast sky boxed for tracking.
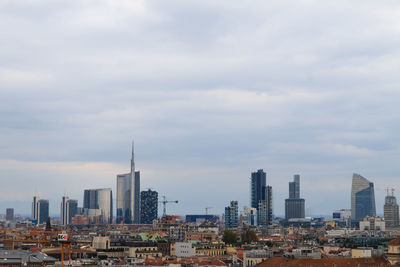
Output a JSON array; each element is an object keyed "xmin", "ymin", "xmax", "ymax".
[{"xmin": 1, "ymin": 0, "xmax": 400, "ymax": 217}]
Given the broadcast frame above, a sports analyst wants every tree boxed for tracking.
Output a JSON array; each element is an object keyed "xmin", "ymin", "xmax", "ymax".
[
  {"xmin": 241, "ymin": 230, "xmax": 258, "ymax": 244},
  {"xmin": 223, "ymin": 230, "xmax": 238, "ymax": 245}
]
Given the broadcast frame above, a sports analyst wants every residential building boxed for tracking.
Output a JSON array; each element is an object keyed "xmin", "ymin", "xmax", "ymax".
[
  {"xmin": 258, "ymin": 186, "xmax": 273, "ymax": 225},
  {"xmin": 351, "ymin": 173, "xmax": 376, "ymax": 221},
  {"xmin": 225, "ymin": 201, "xmax": 238, "ymax": 229},
  {"xmin": 285, "ymin": 175, "xmax": 305, "ymax": 220},
  {"xmin": 140, "ymin": 189, "xmax": 158, "ymax": 224},
  {"xmin": 241, "ymin": 206, "xmax": 257, "ymax": 226},
  {"xmin": 116, "ymin": 142, "xmax": 140, "ymax": 224},
  {"xmin": 250, "ymin": 169, "xmax": 266, "ymax": 209}
]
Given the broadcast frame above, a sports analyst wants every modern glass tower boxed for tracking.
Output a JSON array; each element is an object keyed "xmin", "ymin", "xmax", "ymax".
[
  {"xmin": 83, "ymin": 188, "xmax": 113, "ymax": 224},
  {"xmin": 225, "ymin": 201, "xmax": 238, "ymax": 229},
  {"xmin": 250, "ymin": 169, "xmax": 266, "ymax": 209},
  {"xmin": 384, "ymin": 189, "xmax": 399, "ymax": 228},
  {"xmin": 117, "ymin": 142, "xmax": 140, "ymax": 224},
  {"xmin": 351, "ymin": 173, "xmax": 376, "ymax": 221}
]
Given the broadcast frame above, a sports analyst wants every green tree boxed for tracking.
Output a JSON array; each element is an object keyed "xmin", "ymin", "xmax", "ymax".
[
  {"xmin": 223, "ymin": 230, "xmax": 238, "ymax": 245},
  {"xmin": 241, "ymin": 230, "xmax": 258, "ymax": 244}
]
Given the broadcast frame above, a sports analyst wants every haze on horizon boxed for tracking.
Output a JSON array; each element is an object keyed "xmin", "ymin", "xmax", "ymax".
[{"xmin": 1, "ymin": 0, "xmax": 400, "ymax": 217}]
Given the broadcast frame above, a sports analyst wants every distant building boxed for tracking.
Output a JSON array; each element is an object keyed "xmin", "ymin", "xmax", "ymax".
[
  {"xmin": 250, "ymin": 169, "xmax": 266, "ymax": 209},
  {"xmin": 351, "ymin": 173, "xmax": 376, "ymax": 221},
  {"xmin": 225, "ymin": 201, "xmax": 238, "ymax": 229},
  {"xmin": 186, "ymin": 215, "xmax": 219, "ymax": 223},
  {"xmin": 285, "ymin": 175, "xmax": 305, "ymax": 220},
  {"xmin": 60, "ymin": 196, "xmax": 69, "ymax": 225},
  {"xmin": 241, "ymin": 206, "xmax": 257, "ymax": 226},
  {"xmin": 116, "ymin": 142, "xmax": 140, "ymax": 224},
  {"xmin": 61, "ymin": 197, "xmax": 78, "ymax": 225},
  {"xmin": 175, "ymin": 242, "xmax": 195, "ymax": 257},
  {"xmin": 83, "ymin": 188, "xmax": 113, "ymax": 224},
  {"xmin": 333, "ymin": 209, "xmax": 352, "ymax": 221},
  {"xmin": 258, "ymin": 186, "xmax": 273, "ymax": 225},
  {"xmin": 140, "ymin": 189, "xmax": 158, "ymax": 224},
  {"xmin": 6, "ymin": 208, "xmax": 14, "ymax": 221},
  {"xmin": 359, "ymin": 216, "xmax": 385, "ymax": 231},
  {"xmin": 32, "ymin": 195, "xmax": 40, "ymax": 221},
  {"xmin": 37, "ymin": 199, "xmax": 49, "ymax": 224},
  {"xmin": 384, "ymin": 189, "xmax": 399, "ymax": 228}
]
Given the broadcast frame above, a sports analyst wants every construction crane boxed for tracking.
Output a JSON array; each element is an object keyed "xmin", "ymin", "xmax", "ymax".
[
  {"xmin": 159, "ymin": 196, "xmax": 178, "ymax": 217},
  {"xmin": 205, "ymin": 207, "xmax": 213, "ymax": 215}
]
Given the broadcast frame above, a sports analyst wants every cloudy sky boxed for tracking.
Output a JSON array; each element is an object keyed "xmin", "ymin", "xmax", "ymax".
[{"xmin": 1, "ymin": 0, "xmax": 400, "ymax": 217}]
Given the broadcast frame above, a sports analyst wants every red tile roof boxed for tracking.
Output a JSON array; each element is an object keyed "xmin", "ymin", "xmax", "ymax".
[{"xmin": 256, "ymin": 257, "xmax": 391, "ymax": 267}]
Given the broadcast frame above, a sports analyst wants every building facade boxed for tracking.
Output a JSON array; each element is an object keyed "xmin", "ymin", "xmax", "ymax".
[
  {"xmin": 116, "ymin": 142, "xmax": 140, "ymax": 224},
  {"xmin": 225, "ymin": 201, "xmax": 238, "ymax": 229},
  {"xmin": 37, "ymin": 199, "xmax": 49, "ymax": 224},
  {"xmin": 285, "ymin": 175, "xmax": 305, "ymax": 220},
  {"xmin": 258, "ymin": 186, "xmax": 273, "ymax": 225},
  {"xmin": 140, "ymin": 189, "xmax": 158, "ymax": 224},
  {"xmin": 351, "ymin": 173, "xmax": 376, "ymax": 221},
  {"xmin": 6, "ymin": 208, "xmax": 14, "ymax": 221},
  {"xmin": 250, "ymin": 169, "xmax": 266, "ymax": 209},
  {"xmin": 83, "ymin": 188, "xmax": 113, "ymax": 224},
  {"xmin": 384, "ymin": 191, "xmax": 399, "ymax": 228}
]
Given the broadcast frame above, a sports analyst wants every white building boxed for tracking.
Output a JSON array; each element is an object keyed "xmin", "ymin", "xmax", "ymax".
[
  {"xmin": 175, "ymin": 242, "xmax": 195, "ymax": 257},
  {"xmin": 359, "ymin": 216, "xmax": 385, "ymax": 231}
]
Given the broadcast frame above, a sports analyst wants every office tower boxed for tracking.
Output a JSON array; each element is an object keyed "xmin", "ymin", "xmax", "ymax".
[
  {"xmin": 285, "ymin": 175, "xmax": 305, "ymax": 220},
  {"xmin": 61, "ymin": 196, "xmax": 69, "ymax": 225},
  {"xmin": 37, "ymin": 199, "xmax": 49, "ymax": 224},
  {"xmin": 225, "ymin": 201, "xmax": 238, "ymax": 229},
  {"xmin": 384, "ymin": 189, "xmax": 399, "ymax": 228},
  {"xmin": 241, "ymin": 206, "xmax": 257, "ymax": 226},
  {"xmin": 117, "ymin": 142, "xmax": 141, "ymax": 224},
  {"xmin": 83, "ymin": 188, "xmax": 113, "ymax": 224},
  {"xmin": 289, "ymin": 174, "xmax": 300, "ymax": 199},
  {"xmin": 250, "ymin": 169, "xmax": 266, "ymax": 209},
  {"xmin": 258, "ymin": 186, "xmax": 273, "ymax": 225},
  {"xmin": 140, "ymin": 189, "xmax": 158, "ymax": 224},
  {"xmin": 6, "ymin": 208, "xmax": 14, "ymax": 221},
  {"xmin": 351, "ymin": 173, "xmax": 376, "ymax": 221},
  {"xmin": 61, "ymin": 197, "xmax": 78, "ymax": 225},
  {"xmin": 32, "ymin": 195, "xmax": 39, "ymax": 221}
]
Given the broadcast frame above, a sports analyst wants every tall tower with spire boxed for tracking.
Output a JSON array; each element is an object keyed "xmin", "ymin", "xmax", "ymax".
[{"xmin": 117, "ymin": 141, "xmax": 141, "ymax": 224}]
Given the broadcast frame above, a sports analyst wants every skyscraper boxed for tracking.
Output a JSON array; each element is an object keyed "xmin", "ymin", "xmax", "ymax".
[
  {"xmin": 351, "ymin": 173, "xmax": 376, "ymax": 221},
  {"xmin": 258, "ymin": 186, "xmax": 273, "ymax": 225},
  {"xmin": 37, "ymin": 199, "xmax": 49, "ymax": 224},
  {"xmin": 225, "ymin": 201, "xmax": 238, "ymax": 229},
  {"xmin": 83, "ymin": 188, "xmax": 113, "ymax": 224},
  {"xmin": 6, "ymin": 208, "xmax": 14, "ymax": 221},
  {"xmin": 384, "ymin": 189, "xmax": 399, "ymax": 228},
  {"xmin": 140, "ymin": 189, "xmax": 158, "ymax": 224},
  {"xmin": 117, "ymin": 142, "xmax": 141, "ymax": 224},
  {"xmin": 285, "ymin": 175, "xmax": 305, "ymax": 220},
  {"xmin": 61, "ymin": 196, "xmax": 78, "ymax": 225},
  {"xmin": 61, "ymin": 196, "xmax": 69, "ymax": 225},
  {"xmin": 250, "ymin": 169, "xmax": 266, "ymax": 209},
  {"xmin": 32, "ymin": 195, "xmax": 39, "ymax": 221}
]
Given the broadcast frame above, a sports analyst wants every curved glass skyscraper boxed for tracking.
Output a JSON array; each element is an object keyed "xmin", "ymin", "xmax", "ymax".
[{"xmin": 351, "ymin": 173, "xmax": 376, "ymax": 221}]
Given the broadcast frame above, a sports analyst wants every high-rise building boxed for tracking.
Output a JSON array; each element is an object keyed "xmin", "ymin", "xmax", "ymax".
[
  {"xmin": 140, "ymin": 189, "xmax": 158, "ymax": 224},
  {"xmin": 117, "ymin": 142, "xmax": 141, "ymax": 224},
  {"xmin": 289, "ymin": 174, "xmax": 300, "ymax": 199},
  {"xmin": 83, "ymin": 188, "xmax": 113, "ymax": 224},
  {"xmin": 258, "ymin": 186, "xmax": 273, "ymax": 225},
  {"xmin": 37, "ymin": 199, "xmax": 49, "ymax": 224},
  {"xmin": 384, "ymin": 189, "xmax": 399, "ymax": 228},
  {"xmin": 250, "ymin": 169, "xmax": 266, "ymax": 209},
  {"xmin": 241, "ymin": 206, "xmax": 257, "ymax": 226},
  {"xmin": 67, "ymin": 199, "xmax": 78, "ymax": 224},
  {"xmin": 351, "ymin": 173, "xmax": 376, "ymax": 221},
  {"xmin": 285, "ymin": 175, "xmax": 305, "ymax": 220},
  {"xmin": 225, "ymin": 201, "xmax": 238, "ymax": 229},
  {"xmin": 32, "ymin": 195, "xmax": 39, "ymax": 221},
  {"xmin": 6, "ymin": 208, "xmax": 14, "ymax": 221},
  {"xmin": 61, "ymin": 196, "xmax": 69, "ymax": 225},
  {"xmin": 61, "ymin": 197, "xmax": 78, "ymax": 225}
]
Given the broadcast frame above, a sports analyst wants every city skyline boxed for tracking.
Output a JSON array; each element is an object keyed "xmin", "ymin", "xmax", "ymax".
[{"xmin": 1, "ymin": 1, "xmax": 400, "ymax": 217}]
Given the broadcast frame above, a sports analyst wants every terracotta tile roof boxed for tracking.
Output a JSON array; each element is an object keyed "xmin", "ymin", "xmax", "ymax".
[
  {"xmin": 388, "ymin": 237, "xmax": 400, "ymax": 246},
  {"xmin": 256, "ymin": 257, "xmax": 391, "ymax": 267}
]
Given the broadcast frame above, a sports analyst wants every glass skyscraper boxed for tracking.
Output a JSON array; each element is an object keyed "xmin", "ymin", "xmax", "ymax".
[
  {"xmin": 285, "ymin": 174, "xmax": 305, "ymax": 220},
  {"xmin": 140, "ymin": 189, "xmax": 158, "ymax": 224},
  {"xmin": 351, "ymin": 173, "xmax": 376, "ymax": 221}
]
